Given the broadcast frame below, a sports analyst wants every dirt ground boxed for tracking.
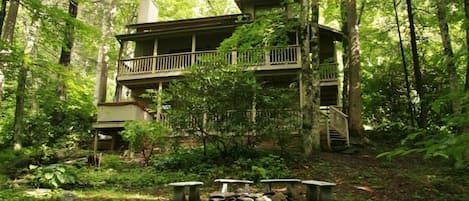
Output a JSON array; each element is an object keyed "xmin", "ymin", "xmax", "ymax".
[{"xmin": 290, "ymin": 146, "xmax": 469, "ymax": 201}]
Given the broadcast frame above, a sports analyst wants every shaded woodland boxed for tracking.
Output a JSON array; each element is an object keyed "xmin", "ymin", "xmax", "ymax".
[{"xmin": 0, "ymin": 0, "xmax": 467, "ymax": 200}]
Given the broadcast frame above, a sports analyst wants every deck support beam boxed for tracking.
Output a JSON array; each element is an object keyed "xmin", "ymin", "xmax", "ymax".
[
  {"xmin": 191, "ymin": 34, "xmax": 196, "ymax": 64},
  {"xmin": 156, "ymin": 82, "xmax": 163, "ymax": 121},
  {"xmin": 152, "ymin": 39, "xmax": 158, "ymax": 73}
]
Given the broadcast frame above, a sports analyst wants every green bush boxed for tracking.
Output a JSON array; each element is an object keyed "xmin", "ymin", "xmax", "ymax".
[
  {"xmin": 121, "ymin": 121, "xmax": 171, "ymax": 165},
  {"xmin": 29, "ymin": 164, "xmax": 77, "ymax": 189},
  {"xmin": 100, "ymin": 154, "xmax": 127, "ymax": 170},
  {"xmin": 235, "ymin": 154, "xmax": 290, "ymax": 181},
  {"xmin": 152, "ymin": 147, "xmax": 290, "ymax": 181}
]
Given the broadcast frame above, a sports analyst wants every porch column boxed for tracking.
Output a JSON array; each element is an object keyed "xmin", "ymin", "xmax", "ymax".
[
  {"xmin": 231, "ymin": 51, "xmax": 237, "ymax": 65},
  {"xmin": 114, "ymin": 41, "xmax": 128, "ymax": 101},
  {"xmin": 156, "ymin": 82, "xmax": 163, "ymax": 121},
  {"xmin": 191, "ymin": 34, "xmax": 196, "ymax": 65},
  {"xmin": 152, "ymin": 38, "xmax": 158, "ymax": 73},
  {"xmin": 299, "ymin": 73, "xmax": 304, "ymax": 108},
  {"xmin": 117, "ymin": 41, "xmax": 128, "ymax": 74},
  {"xmin": 264, "ymin": 48, "xmax": 270, "ymax": 66}
]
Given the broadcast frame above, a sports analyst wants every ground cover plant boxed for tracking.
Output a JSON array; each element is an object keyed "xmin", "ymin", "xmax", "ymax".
[{"xmin": 0, "ymin": 142, "xmax": 468, "ymax": 201}]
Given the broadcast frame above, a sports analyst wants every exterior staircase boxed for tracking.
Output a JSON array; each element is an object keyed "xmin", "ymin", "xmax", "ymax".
[{"xmin": 320, "ymin": 106, "xmax": 350, "ymax": 150}]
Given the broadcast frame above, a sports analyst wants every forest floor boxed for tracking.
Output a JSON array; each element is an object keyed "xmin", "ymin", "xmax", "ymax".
[{"xmin": 0, "ymin": 141, "xmax": 468, "ymax": 201}]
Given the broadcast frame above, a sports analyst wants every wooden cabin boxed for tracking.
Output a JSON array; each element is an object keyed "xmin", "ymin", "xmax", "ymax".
[{"xmin": 93, "ymin": 0, "xmax": 349, "ymax": 150}]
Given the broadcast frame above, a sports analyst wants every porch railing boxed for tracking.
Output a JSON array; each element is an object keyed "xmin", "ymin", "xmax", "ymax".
[
  {"xmin": 119, "ymin": 46, "xmax": 304, "ymax": 75},
  {"xmin": 118, "ymin": 46, "xmax": 338, "ymax": 81},
  {"xmin": 158, "ymin": 109, "xmax": 302, "ymax": 130}
]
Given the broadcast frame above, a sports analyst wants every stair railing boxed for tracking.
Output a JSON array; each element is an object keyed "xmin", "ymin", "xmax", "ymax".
[
  {"xmin": 320, "ymin": 111, "xmax": 331, "ymax": 149},
  {"xmin": 328, "ymin": 106, "xmax": 350, "ymax": 146}
]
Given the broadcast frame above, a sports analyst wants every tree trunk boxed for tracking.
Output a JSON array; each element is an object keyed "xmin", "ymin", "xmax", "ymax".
[
  {"xmin": 464, "ymin": 0, "xmax": 469, "ymax": 134},
  {"xmin": 57, "ymin": 0, "xmax": 78, "ymax": 100},
  {"xmin": 437, "ymin": 0, "xmax": 458, "ymax": 114},
  {"xmin": 341, "ymin": 1, "xmax": 349, "ymax": 115},
  {"xmin": 310, "ymin": 0, "xmax": 321, "ymax": 152},
  {"xmin": 0, "ymin": 0, "xmax": 8, "ymax": 36},
  {"xmin": 300, "ymin": 0, "xmax": 321, "ymax": 156},
  {"xmin": 300, "ymin": 0, "xmax": 312, "ymax": 156},
  {"xmin": 0, "ymin": 0, "xmax": 19, "ymax": 111},
  {"xmin": 2, "ymin": 0, "xmax": 18, "ymax": 43},
  {"xmin": 346, "ymin": 0, "xmax": 364, "ymax": 137},
  {"xmin": 464, "ymin": 0, "xmax": 469, "ymax": 93},
  {"xmin": 13, "ymin": 15, "xmax": 40, "ymax": 150},
  {"xmin": 405, "ymin": 0, "xmax": 426, "ymax": 128},
  {"xmin": 95, "ymin": 0, "xmax": 117, "ymax": 105},
  {"xmin": 393, "ymin": 0, "xmax": 415, "ymax": 126}
]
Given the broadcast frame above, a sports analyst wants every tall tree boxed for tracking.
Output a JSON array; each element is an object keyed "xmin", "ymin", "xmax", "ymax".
[
  {"xmin": 300, "ymin": 0, "xmax": 321, "ymax": 156},
  {"xmin": 341, "ymin": 1, "xmax": 349, "ymax": 115},
  {"xmin": 464, "ymin": 0, "xmax": 469, "ymax": 134},
  {"xmin": 2, "ymin": 0, "xmax": 18, "ymax": 43},
  {"xmin": 0, "ymin": 0, "xmax": 19, "ymax": 110},
  {"xmin": 393, "ymin": 0, "xmax": 415, "ymax": 126},
  {"xmin": 0, "ymin": 0, "xmax": 7, "ymax": 36},
  {"xmin": 14, "ymin": 13, "xmax": 40, "ymax": 150},
  {"xmin": 57, "ymin": 0, "xmax": 78, "ymax": 100},
  {"xmin": 437, "ymin": 0, "xmax": 458, "ymax": 113},
  {"xmin": 465, "ymin": 0, "xmax": 469, "ymax": 92},
  {"xmin": 310, "ymin": 0, "xmax": 321, "ymax": 152},
  {"xmin": 405, "ymin": 0, "xmax": 426, "ymax": 127},
  {"xmin": 346, "ymin": 0, "xmax": 363, "ymax": 137},
  {"xmin": 94, "ymin": 0, "xmax": 117, "ymax": 105}
]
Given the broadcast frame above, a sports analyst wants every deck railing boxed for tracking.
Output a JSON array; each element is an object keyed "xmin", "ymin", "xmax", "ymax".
[
  {"xmin": 158, "ymin": 109, "xmax": 302, "ymax": 130},
  {"xmin": 118, "ymin": 46, "xmax": 338, "ymax": 81},
  {"xmin": 119, "ymin": 46, "xmax": 302, "ymax": 75},
  {"xmin": 320, "ymin": 63, "xmax": 338, "ymax": 80}
]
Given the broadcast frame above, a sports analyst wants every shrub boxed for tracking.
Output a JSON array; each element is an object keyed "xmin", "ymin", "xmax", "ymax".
[
  {"xmin": 29, "ymin": 164, "xmax": 77, "ymax": 189},
  {"xmin": 100, "ymin": 154, "xmax": 127, "ymax": 170},
  {"xmin": 235, "ymin": 154, "xmax": 290, "ymax": 181},
  {"xmin": 121, "ymin": 121, "xmax": 171, "ymax": 165}
]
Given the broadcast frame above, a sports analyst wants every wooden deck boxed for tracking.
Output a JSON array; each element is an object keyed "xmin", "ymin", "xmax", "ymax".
[{"xmin": 117, "ymin": 46, "xmax": 338, "ymax": 83}]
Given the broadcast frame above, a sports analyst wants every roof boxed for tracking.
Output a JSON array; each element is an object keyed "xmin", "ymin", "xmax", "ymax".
[
  {"xmin": 117, "ymin": 14, "xmax": 249, "ymax": 41},
  {"xmin": 117, "ymin": 14, "xmax": 343, "ymax": 42},
  {"xmin": 235, "ymin": 0, "xmax": 300, "ymax": 9}
]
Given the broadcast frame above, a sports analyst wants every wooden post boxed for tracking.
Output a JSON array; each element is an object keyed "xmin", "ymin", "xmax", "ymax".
[
  {"xmin": 93, "ymin": 130, "xmax": 98, "ymax": 154},
  {"xmin": 264, "ymin": 48, "xmax": 270, "ymax": 66},
  {"xmin": 299, "ymin": 73, "xmax": 304, "ymax": 108},
  {"xmin": 152, "ymin": 38, "xmax": 158, "ymax": 73},
  {"xmin": 111, "ymin": 133, "xmax": 116, "ymax": 151},
  {"xmin": 191, "ymin": 34, "xmax": 196, "ymax": 65},
  {"xmin": 231, "ymin": 51, "xmax": 237, "ymax": 65},
  {"xmin": 156, "ymin": 82, "xmax": 163, "ymax": 121}
]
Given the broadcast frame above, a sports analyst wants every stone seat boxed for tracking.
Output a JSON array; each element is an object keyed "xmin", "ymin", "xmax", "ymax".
[
  {"xmin": 168, "ymin": 181, "xmax": 204, "ymax": 201},
  {"xmin": 302, "ymin": 180, "xmax": 336, "ymax": 201},
  {"xmin": 260, "ymin": 179, "xmax": 302, "ymax": 200}
]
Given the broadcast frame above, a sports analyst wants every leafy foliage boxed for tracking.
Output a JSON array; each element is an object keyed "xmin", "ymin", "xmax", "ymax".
[
  {"xmin": 219, "ymin": 12, "xmax": 299, "ymax": 51},
  {"xmin": 120, "ymin": 121, "xmax": 171, "ymax": 164},
  {"xmin": 28, "ymin": 164, "xmax": 77, "ymax": 189},
  {"xmin": 151, "ymin": 146, "xmax": 290, "ymax": 181}
]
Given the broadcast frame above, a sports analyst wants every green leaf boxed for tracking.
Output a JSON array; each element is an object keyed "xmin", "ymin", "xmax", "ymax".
[{"xmin": 44, "ymin": 173, "xmax": 53, "ymax": 180}]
